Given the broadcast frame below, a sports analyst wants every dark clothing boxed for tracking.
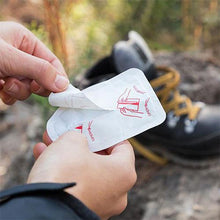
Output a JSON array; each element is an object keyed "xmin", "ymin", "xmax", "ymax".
[{"xmin": 0, "ymin": 182, "xmax": 99, "ymax": 220}]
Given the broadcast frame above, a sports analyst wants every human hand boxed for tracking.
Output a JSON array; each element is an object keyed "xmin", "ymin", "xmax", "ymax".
[
  {"xmin": 0, "ymin": 21, "xmax": 69, "ymax": 105},
  {"xmin": 28, "ymin": 132, "xmax": 137, "ymax": 219}
]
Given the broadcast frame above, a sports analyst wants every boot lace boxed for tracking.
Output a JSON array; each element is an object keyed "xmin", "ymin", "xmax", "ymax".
[{"xmin": 150, "ymin": 66, "xmax": 200, "ymax": 120}]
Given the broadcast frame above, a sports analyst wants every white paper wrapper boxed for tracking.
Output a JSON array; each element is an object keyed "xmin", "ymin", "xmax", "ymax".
[{"xmin": 47, "ymin": 68, "xmax": 166, "ymax": 152}]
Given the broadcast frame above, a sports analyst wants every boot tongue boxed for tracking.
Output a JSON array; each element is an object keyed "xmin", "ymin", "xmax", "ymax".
[{"xmin": 111, "ymin": 31, "xmax": 158, "ymax": 81}]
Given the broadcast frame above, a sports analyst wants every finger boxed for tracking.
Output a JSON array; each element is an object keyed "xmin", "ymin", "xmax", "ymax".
[
  {"xmin": 54, "ymin": 131, "xmax": 89, "ymax": 153},
  {"xmin": 33, "ymin": 142, "xmax": 47, "ymax": 160},
  {"xmin": 107, "ymin": 140, "xmax": 132, "ymax": 155},
  {"xmin": 0, "ymin": 91, "xmax": 16, "ymax": 105},
  {"xmin": 107, "ymin": 140, "xmax": 137, "ymax": 190},
  {"xmin": 30, "ymin": 38, "xmax": 66, "ymax": 75},
  {"xmin": 0, "ymin": 41, "xmax": 69, "ymax": 93},
  {"xmin": 113, "ymin": 194, "xmax": 128, "ymax": 216},
  {"xmin": 30, "ymin": 81, "xmax": 51, "ymax": 97},
  {"xmin": 17, "ymin": 28, "xmax": 66, "ymax": 75},
  {"xmin": 107, "ymin": 140, "xmax": 135, "ymax": 164},
  {"xmin": 4, "ymin": 23, "xmax": 66, "ymax": 75},
  {"xmin": 3, "ymin": 77, "xmax": 31, "ymax": 100},
  {"xmin": 43, "ymin": 131, "xmax": 52, "ymax": 146}
]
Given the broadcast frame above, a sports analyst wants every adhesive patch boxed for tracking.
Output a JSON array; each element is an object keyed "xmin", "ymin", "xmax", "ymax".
[{"xmin": 47, "ymin": 68, "xmax": 166, "ymax": 152}]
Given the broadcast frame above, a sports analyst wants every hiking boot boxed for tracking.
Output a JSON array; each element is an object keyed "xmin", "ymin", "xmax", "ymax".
[{"xmin": 74, "ymin": 31, "xmax": 220, "ymax": 167}]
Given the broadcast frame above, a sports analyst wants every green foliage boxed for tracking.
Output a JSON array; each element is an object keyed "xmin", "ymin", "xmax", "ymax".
[
  {"xmin": 62, "ymin": 0, "xmax": 220, "ymax": 68},
  {"xmin": 26, "ymin": 21, "xmax": 51, "ymax": 49},
  {"xmin": 31, "ymin": 94, "xmax": 56, "ymax": 123}
]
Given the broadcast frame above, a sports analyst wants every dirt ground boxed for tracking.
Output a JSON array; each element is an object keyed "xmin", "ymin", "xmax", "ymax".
[{"xmin": 0, "ymin": 52, "xmax": 220, "ymax": 220}]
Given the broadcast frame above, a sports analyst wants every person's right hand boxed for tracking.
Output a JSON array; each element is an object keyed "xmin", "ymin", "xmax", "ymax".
[
  {"xmin": 0, "ymin": 21, "xmax": 69, "ymax": 105},
  {"xmin": 27, "ymin": 132, "xmax": 137, "ymax": 219}
]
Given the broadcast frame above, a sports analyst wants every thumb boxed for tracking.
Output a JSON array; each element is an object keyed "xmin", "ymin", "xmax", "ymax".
[
  {"xmin": 0, "ymin": 40, "xmax": 69, "ymax": 92},
  {"xmin": 33, "ymin": 142, "xmax": 47, "ymax": 160},
  {"xmin": 107, "ymin": 140, "xmax": 135, "ymax": 165},
  {"xmin": 53, "ymin": 131, "xmax": 90, "ymax": 154}
]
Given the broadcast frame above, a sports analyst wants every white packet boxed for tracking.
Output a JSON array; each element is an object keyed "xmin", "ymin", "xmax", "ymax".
[{"xmin": 47, "ymin": 68, "xmax": 166, "ymax": 152}]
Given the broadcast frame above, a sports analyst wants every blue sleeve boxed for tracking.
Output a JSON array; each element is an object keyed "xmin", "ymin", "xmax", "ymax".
[{"xmin": 0, "ymin": 182, "xmax": 99, "ymax": 220}]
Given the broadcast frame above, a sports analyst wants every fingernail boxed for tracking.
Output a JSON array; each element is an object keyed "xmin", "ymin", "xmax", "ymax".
[
  {"xmin": 54, "ymin": 75, "xmax": 69, "ymax": 90},
  {"xmin": 7, "ymin": 83, "xmax": 19, "ymax": 94}
]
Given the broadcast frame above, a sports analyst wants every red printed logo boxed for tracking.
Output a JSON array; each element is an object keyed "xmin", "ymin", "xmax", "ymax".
[
  {"xmin": 74, "ymin": 125, "xmax": 83, "ymax": 133},
  {"xmin": 133, "ymin": 85, "xmax": 146, "ymax": 94},
  {"xmin": 145, "ymin": 97, "xmax": 151, "ymax": 116},
  {"xmin": 88, "ymin": 121, "xmax": 95, "ymax": 142},
  {"xmin": 117, "ymin": 88, "xmax": 144, "ymax": 118},
  {"xmin": 117, "ymin": 86, "xmax": 151, "ymax": 118}
]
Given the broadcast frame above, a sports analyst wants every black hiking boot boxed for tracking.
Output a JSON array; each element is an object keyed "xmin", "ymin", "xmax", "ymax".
[{"xmin": 74, "ymin": 31, "xmax": 220, "ymax": 167}]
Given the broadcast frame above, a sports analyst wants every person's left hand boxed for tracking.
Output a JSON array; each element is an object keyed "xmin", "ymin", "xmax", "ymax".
[{"xmin": 0, "ymin": 21, "xmax": 69, "ymax": 105}]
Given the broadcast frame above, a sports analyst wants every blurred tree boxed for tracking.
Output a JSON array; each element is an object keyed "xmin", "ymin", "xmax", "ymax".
[{"xmin": 43, "ymin": 0, "xmax": 68, "ymax": 70}]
